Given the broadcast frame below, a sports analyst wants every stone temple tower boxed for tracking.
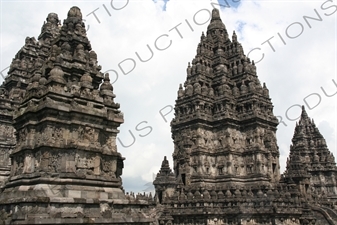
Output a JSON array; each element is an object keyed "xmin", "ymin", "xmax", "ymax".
[
  {"xmin": 282, "ymin": 106, "xmax": 337, "ymax": 204},
  {"xmin": 0, "ymin": 7, "xmax": 153, "ymax": 224},
  {"xmin": 170, "ymin": 8, "xmax": 280, "ymax": 192}
]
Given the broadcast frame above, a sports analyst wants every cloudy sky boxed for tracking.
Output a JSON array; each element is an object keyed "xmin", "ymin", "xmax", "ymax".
[{"xmin": 1, "ymin": 0, "xmax": 336, "ymax": 193}]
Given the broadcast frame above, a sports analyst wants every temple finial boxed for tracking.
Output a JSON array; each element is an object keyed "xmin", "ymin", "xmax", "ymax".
[
  {"xmin": 207, "ymin": 8, "xmax": 227, "ymax": 37},
  {"xmin": 211, "ymin": 8, "xmax": 221, "ymax": 21},
  {"xmin": 232, "ymin": 31, "xmax": 237, "ymax": 42},
  {"xmin": 67, "ymin": 6, "xmax": 82, "ymax": 20},
  {"xmin": 301, "ymin": 105, "xmax": 308, "ymax": 118}
]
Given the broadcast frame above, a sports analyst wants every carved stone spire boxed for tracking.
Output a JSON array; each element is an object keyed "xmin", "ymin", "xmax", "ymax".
[
  {"xmin": 169, "ymin": 8, "xmax": 280, "ymax": 196},
  {"xmin": 159, "ymin": 156, "xmax": 172, "ymax": 175},
  {"xmin": 283, "ymin": 105, "xmax": 337, "ymax": 199},
  {"xmin": 153, "ymin": 156, "xmax": 175, "ymax": 204},
  {"xmin": 0, "ymin": 7, "xmax": 152, "ymax": 224},
  {"xmin": 0, "ymin": 15, "xmax": 54, "ymax": 184}
]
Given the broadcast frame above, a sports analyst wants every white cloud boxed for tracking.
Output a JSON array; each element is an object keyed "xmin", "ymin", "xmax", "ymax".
[{"xmin": 0, "ymin": 0, "xmax": 336, "ymax": 193}]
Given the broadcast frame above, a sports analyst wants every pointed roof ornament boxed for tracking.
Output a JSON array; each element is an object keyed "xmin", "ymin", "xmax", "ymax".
[
  {"xmin": 158, "ymin": 156, "xmax": 172, "ymax": 174},
  {"xmin": 232, "ymin": 31, "xmax": 237, "ymax": 42},
  {"xmin": 67, "ymin": 6, "xmax": 82, "ymax": 20},
  {"xmin": 300, "ymin": 105, "xmax": 309, "ymax": 121},
  {"xmin": 201, "ymin": 32, "xmax": 205, "ymax": 40},
  {"xmin": 100, "ymin": 73, "xmax": 113, "ymax": 91},
  {"xmin": 207, "ymin": 8, "xmax": 227, "ymax": 35},
  {"xmin": 211, "ymin": 8, "xmax": 221, "ymax": 22}
]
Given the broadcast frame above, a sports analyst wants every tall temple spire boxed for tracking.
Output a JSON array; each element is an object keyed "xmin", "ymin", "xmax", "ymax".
[
  {"xmin": 164, "ymin": 5, "xmax": 280, "ymax": 198},
  {"xmin": 284, "ymin": 106, "xmax": 337, "ymax": 178},
  {"xmin": 153, "ymin": 156, "xmax": 175, "ymax": 204},
  {"xmin": 283, "ymin": 105, "xmax": 337, "ymax": 199},
  {"xmin": 0, "ymin": 7, "xmax": 153, "ymax": 224}
]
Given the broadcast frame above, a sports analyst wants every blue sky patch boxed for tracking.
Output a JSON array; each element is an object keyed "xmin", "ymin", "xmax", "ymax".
[
  {"xmin": 154, "ymin": 0, "xmax": 241, "ymax": 11},
  {"xmin": 236, "ymin": 21, "xmax": 246, "ymax": 33},
  {"xmin": 217, "ymin": 0, "xmax": 241, "ymax": 9}
]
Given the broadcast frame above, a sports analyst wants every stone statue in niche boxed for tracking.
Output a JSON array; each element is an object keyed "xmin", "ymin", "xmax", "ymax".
[
  {"xmin": 313, "ymin": 151, "xmax": 320, "ymax": 162},
  {"xmin": 89, "ymin": 51, "xmax": 98, "ymax": 66},
  {"xmin": 74, "ymin": 44, "xmax": 86, "ymax": 61},
  {"xmin": 18, "ymin": 128, "xmax": 27, "ymax": 144},
  {"xmin": 196, "ymin": 62, "xmax": 202, "ymax": 73},
  {"xmin": 93, "ymin": 155, "xmax": 101, "ymax": 175},
  {"xmin": 14, "ymin": 155, "xmax": 23, "ymax": 175},
  {"xmin": 232, "ymin": 85, "xmax": 239, "ymax": 96},
  {"xmin": 204, "ymin": 130, "xmax": 213, "ymax": 147},
  {"xmin": 81, "ymin": 87, "xmax": 91, "ymax": 98},
  {"xmin": 103, "ymin": 95, "xmax": 114, "ymax": 105},
  {"xmin": 222, "ymin": 83, "xmax": 231, "ymax": 95},
  {"xmin": 232, "ymin": 64, "xmax": 238, "ymax": 75},
  {"xmin": 74, "ymin": 23, "xmax": 85, "ymax": 36},
  {"xmin": 193, "ymin": 83, "xmax": 201, "ymax": 94},
  {"xmin": 40, "ymin": 151, "xmax": 50, "ymax": 172},
  {"xmin": 34, "ymin": 58, "xmax": 44, "ymax": 69},
  {"xmin": 60, "ymin": 42, "xmax": 72, "ymax": 59},
  {"xmin": 196, "ymin": 129, "xmax": 205, "ymax": 147},
  {"xmin": 103, "ymin": 136, "xmax": 117, "ymax": 154},
  {"xmin": 50, "ymin": 153, "xmax": 61, "ymax": 173},
  {"xmin": 233, "ymin": 156, "xmax": 240, "ymax": 175},
  {"xmin": 223, "ymin": 130, "xmax": 233, "ymax": 147},
  {"xmin": 331, "ymin": 173, "xmax": 336, "ymax": 186},
  {"xmin": 20, "ymin": 58, "xmax": 28, "ymax": 70},
  {"xmin": 185, "ymin": 83, "xmax": 193, "ymax": 96},
  {"xmin": 218, "ymin": 134, "xmax": 227, "ymax": 148},
  {"xmin": 252, "ymin": 127, "xmax": 264, "ymax": 147},
  {"xmin": 102, "ymin": 159, "xmax": 117, "ymax": 178},
  {"xmin": 23, "ymin": 152, "xmax": 35, "ymax": 174},
  {"xmin": 248, "ymin": 81, "xmax": 256, "ymax": 92},
  {"xmin": 238, "ymin": 62, "xmax": 243, "ymax": 73},
  {"xmin": 49, "ymin": 45, "xmax": 61, "ymax": 62},
  {"xmin": 201, "ymin": 84, "xmax": 208, "ymax": 95},
  {"xmin": 209, "ymin": 87, "xmax": 214, "ymax": 96},
  {"xmin": 76, "ymin": 155, "xmax": 87, "ymax": 169},
  {"xmin": 231, "ymin": 131, "xmax": 240, "ymax": 149},
  {"xmin": 66, "ymin": 21, "xmax": 74, "ymax": 33},
  {"xmin": 71, "ymin": 84, "xmax": 81, "ymax": 96},
  {"xmin": 240, "ymin": 81, "xmax": 248, "ymax": 94}
]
